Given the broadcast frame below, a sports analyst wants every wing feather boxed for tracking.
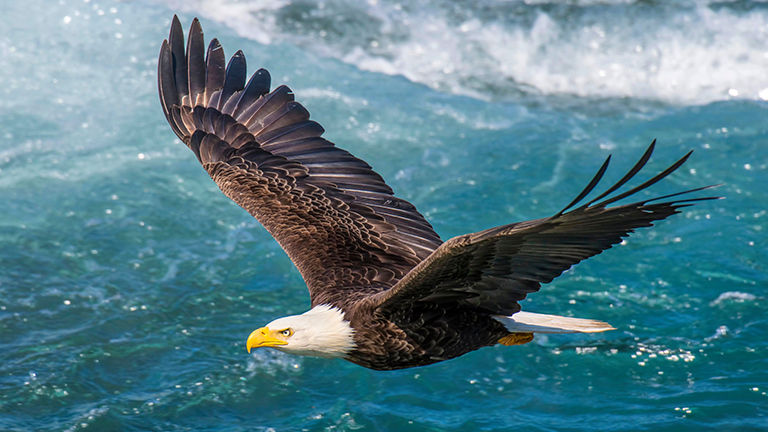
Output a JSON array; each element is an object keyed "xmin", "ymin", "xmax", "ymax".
[
  {"xmin": 203, "ymin": 39, "xmax": 226, "ymax": 106},
  {"xmin": 229, "ymin": 68, "xmax": 271, "ymax": 117},
  {"xmin": 185, "ymin": 19, "xmax": 205, "ymax": 106},
  {"xmin": 219, "ymin": 50, "xmax": 247, "ymax": 110}
]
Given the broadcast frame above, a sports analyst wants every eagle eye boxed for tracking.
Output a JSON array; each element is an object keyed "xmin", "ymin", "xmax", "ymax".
[{"xmin": 281, "ymin": 328, "xmax": 293, "ymax": 337}]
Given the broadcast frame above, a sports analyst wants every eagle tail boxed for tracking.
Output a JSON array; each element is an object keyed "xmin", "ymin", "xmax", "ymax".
[{"xmin": 495, "ymin": 311, "xmax": 615, "ymax": 334}]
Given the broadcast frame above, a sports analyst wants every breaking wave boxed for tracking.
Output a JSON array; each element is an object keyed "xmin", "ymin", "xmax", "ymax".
[{"xmin": 161, "ymin": 0, "xmax": 768, "ymax": 104}]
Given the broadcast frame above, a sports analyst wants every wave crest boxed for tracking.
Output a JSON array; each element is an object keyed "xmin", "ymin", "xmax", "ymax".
[{"xmin": 164, "ymin": 0, "xmax": 768, "ymax": 104}]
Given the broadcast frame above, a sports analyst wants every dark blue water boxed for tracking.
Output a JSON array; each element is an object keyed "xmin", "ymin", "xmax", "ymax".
[{"xmin": 1, "ymin": 0, "xmax": 766, "ymax": 430}]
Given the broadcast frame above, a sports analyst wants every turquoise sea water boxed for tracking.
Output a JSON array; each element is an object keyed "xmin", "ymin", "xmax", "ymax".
[{"xmin": 1, "ymin": 0, "xmax": 767, "ymax": 430}]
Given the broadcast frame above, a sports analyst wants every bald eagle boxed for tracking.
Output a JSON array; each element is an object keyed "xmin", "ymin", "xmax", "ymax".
[{"xmin": 157, "ymin": 17, "xmax": 718, "ymax": 370}]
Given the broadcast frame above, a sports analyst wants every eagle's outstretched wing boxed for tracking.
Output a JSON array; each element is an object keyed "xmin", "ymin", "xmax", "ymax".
[
  {"xmin": 158, "ymin": 17, "xmax": 442, "ymax": 305},
  {"xmin": 372, "ymin": 142, "xmax": 719, "ymax": 316}
]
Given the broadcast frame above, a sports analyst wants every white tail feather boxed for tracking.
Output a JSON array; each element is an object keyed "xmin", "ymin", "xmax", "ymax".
[{"xmin": 494, "ymin": 311, "xmax": 615, "ymax": 334}]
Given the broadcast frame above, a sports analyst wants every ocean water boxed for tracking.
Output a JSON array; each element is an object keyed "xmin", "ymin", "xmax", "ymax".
[{"xmin": 1, "ymin": 0, "xmax": 766, "ymax": 430}]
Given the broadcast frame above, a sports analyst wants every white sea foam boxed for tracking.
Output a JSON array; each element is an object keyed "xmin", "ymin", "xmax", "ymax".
[
  {"xmin": 160, "ymin": 0, "xmax": 768, "ymax": 105},
  {"xmin": 710, "ymin": 291, "xmax": 758, "ymax": 306}
]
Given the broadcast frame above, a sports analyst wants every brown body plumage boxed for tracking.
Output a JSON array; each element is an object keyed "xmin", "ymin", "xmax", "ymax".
[{"xmin": 158, "ymin": 17, "xmax": 718, "ymax": 370}]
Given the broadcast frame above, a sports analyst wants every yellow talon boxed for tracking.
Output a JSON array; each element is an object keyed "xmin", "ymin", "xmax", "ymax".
[{"xmin": 498, "ymin": 332, "xmax": 534, "ymax": 346}]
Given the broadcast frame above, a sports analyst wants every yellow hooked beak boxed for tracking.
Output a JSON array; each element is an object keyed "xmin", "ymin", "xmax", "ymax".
[{"xmin": 246, "ymin": 327, "xmax": 288, "ymax": 353}]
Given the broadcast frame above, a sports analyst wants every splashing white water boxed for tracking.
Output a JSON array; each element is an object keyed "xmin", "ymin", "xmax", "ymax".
[
  {"xmin": 160, "ymin": 0, "xmax": 768, "ymax": 105},
  {"xmin": 710, "ymin": 291, "xmax": 758, "ymax": 306}
]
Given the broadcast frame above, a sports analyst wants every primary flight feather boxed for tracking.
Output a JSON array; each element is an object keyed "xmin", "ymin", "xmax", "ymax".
[{"xmin": 158, "ymin": 16, "xmax": 718, "ymax": 370}]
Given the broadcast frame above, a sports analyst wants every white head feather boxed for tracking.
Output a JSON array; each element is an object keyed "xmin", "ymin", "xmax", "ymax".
[{"xmin": 262, "ymin": 304, "xmax": 356, "ymax": 358}]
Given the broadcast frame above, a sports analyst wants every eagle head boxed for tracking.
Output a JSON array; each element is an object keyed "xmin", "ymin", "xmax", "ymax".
[{"xmin": 246, "ymin": 304, "xmax": 356, "ymax": 358}]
